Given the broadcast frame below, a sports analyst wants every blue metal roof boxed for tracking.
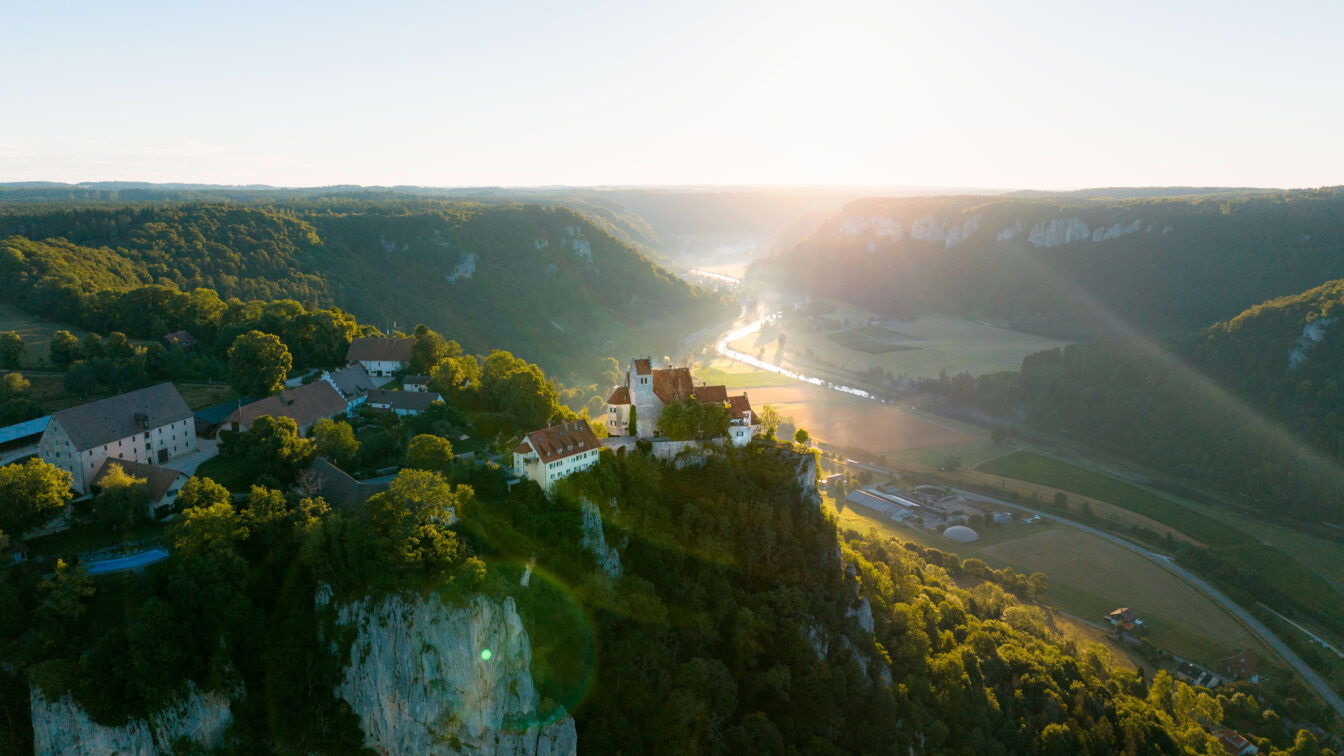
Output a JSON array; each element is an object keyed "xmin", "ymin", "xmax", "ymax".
[
  {"xmin": 194, "ymin": 396, "xmax": 256, "ymax": 425},
  {"xmin": 0, "ymin": 415, "xmax": 50, "ymax": 445}
]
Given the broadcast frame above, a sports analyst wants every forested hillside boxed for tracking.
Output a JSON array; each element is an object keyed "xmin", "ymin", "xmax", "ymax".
[
  {"xmin": 1, "ymin": 438, "xmax": 1310, "ymax": 754},
  {"xmin": 933, "ymin": 277, "xmax": 1344, "ymax": 525},
  {"xmin": 752, "ymin": 189, "xmax": 1344, "ymax": 338},
  {"xmin": 0, "ymin": 200, "xmax": 730, "ymax": 381}
]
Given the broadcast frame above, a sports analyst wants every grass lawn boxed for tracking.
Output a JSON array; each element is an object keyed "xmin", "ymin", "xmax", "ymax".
[
  {"xmin": 977, "ymin": 451, "xmax": 1254, "ymax": 547},
  {"xmin": 734, "ymin": 309, "xmax": 1070, "ymax": 382},
  {"xmin": 0, "ymin": 301, "xmax": 89, "ymax": 370},
  {"xmin": 825, "ymin": 329, "xmax": 915, "ymax": 354},
  {"xmin": 176, "ymin": 383, "xmax": 237, "ymax": 410},
  {"xmin": 693, "ymin": 365, "xmax": 800, "ymax": 389},
  {"xmin": 194, "ymin": 454, "xmax": 251, "ymax": 492},
  {"xmin": 27, "ymin": 520, "xmax": 166, "ymax": 559}
]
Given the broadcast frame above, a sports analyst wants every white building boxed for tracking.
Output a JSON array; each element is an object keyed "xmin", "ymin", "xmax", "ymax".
[
  {"xmin": 345, "ymin": 337, "xmax": 414, "ymax": 385},
  {"xmin": 513, "ymin": 419, "xmax": 601, "ymax": 492},
  {"xmin": 39, "ymin": 382, "xmax": 197, "ymax": 495},
  {"xmin": 322, "ymin": 363, "xmax": 377, "ymax": 412},
  {"xmin": 605, "ymin": 357, "xmax": 758, "ymax": 446}
]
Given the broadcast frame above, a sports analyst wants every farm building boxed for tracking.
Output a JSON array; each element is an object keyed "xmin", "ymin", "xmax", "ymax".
[{"xmin": 942, "ymin": 525, "xmax": 979, "ymax": 543}]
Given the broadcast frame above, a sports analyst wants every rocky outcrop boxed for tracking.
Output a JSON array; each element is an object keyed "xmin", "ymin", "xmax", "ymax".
[
  {"xmin": 335, "ymin": 593, "xmax": 577, "ymax": 756},
  {"xmin": 580, "ymin": 499, "xmax": 622, "ymax": 578},
  {"xmin": 1290, "ymin": 317, "xmax": 1334, "ymax": 368},
  {"xmin": 31, "ymin": 683, "xmax": 233, "ymax": 756}
]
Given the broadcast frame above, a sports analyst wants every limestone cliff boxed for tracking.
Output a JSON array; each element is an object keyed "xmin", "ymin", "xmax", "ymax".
[
  {"xmin": 30, "ymin": 682, "xmax": 232, "ymax": 756},
  {"xmin": 334, "ymin": 592, "xmax": 577, "ymax": 755}
]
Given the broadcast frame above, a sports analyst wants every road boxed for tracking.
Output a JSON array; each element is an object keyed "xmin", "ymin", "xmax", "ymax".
[
  {"xmin": 951, "ymin": 484, "xmax": 1344, "ymax": 716},
  {"xmin": 695, "ymin": 309, "xmax": 1344, "ymax": 717}
]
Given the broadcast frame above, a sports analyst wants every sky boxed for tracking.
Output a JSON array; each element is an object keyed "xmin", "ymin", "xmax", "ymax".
[{"xmin": 3, "ymin": 0, "xmax": 1341, "ymax": 189}]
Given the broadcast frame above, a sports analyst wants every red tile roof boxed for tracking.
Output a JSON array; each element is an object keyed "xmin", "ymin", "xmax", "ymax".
[
  {"xmin": 693, "ymin": 385, "xmax": 728, "ymax": 403},
  {"xmin": 652, "ymin": 367, "xmax": 695, "ymax": 404},
  {"xmin": 607, "ymin": 386, "xmax": 630, "ymax": 405},
  {"xmin": 1220, "ymin": 651, "xmax": 1259, "ymax": 679},
  {"xmin": 1213, "ymin": 729, "xmax": 1254, "ymax": 755},
  {"xmin": 727, "ymin": 393, "xmax": 753, "ymax": 420},
  {"xmin": 633, "ymin": 358, "xmax": 652, "ymax": 375},
  {"xmin": 521, "ymin": 420, "xmax": 599, "ymax": 464}
]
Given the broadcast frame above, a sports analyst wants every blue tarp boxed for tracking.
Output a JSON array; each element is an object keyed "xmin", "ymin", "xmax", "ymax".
[
  {"xmin": 0, "ymin": 415, "xmax": 50, "ymax": 446},
  {"xmin": 86, "ymin": 548, "xmax": 169, "ymax": 575}
]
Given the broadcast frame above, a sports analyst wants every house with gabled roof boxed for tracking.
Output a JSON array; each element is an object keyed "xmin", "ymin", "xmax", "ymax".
[
  {"xmin": 322, "ymin": 364, "xmax": 377, "ymax": 412},
  {"xmin": 346, "ymin": 337, "xmax": 414, "ymax": 384},
  {"xmin": 222, "ymin": 380, "xmax": 347, "ymax": 437},
  {"xmin": 39, "ymin": 382, "xmax": 197, "ymax": 495},
  {"xmin": 513, "ymin": 419, "xmax": 601, "ymax": 492},
  {"xmin": 605, "ymin": 356, "xmax": 758, "ymax": 445},
  {"xmin": 365, "ymin": 389, "xmax": 442, "ymax": 416},
  {"xmin": 90, "ymin": 458, "xmax": 189, "ymax": 518}
]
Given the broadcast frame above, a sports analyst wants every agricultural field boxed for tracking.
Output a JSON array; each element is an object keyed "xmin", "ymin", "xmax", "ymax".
[
  {"xmin": 731, "ymin": 308, "xmax": 1068, "ymax": 381},
  {"xmin": 832, "ymin": 495, "xmax": 1270, "ymax": 666},
  {"xmin": 976, "ymin": 451, "xmax": 1253, "ymax": 547},
  {"xmin": 747, "ymin": 383, "xmax": 977, "ymax": 455}
]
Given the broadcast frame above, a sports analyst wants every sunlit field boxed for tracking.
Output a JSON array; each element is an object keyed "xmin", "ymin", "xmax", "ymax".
[{"xmin": 731, "ymin": 306, "xmax": 1070, "ymax": 383}]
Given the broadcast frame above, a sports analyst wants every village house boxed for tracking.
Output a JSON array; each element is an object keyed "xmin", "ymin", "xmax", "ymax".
[
  {"xmin": 345, "ymin": 337, "xmax": 414, "ymax": 385},
  {"xmin": 39, "ymin": 382, "xmax": 197, "ymax": 495},
  {"xmin": 513, "ymin": 419, "xmax": 601, "ymax": 492},
  {"xmin": 364, "ymin": 388, "xmax": 443, "ymax": 416},
  {"xmin": 1220, "ymin": 650, "xmax": 1261, "ymax": 682},
  {"xmin": 322, "ymin": 364, "xmax": 378, "ymax": 412},
  {"xmin": 1212, "ymin": 729, "xmax": 1258, "ymax": 756},
  {"xmin": 1105, "ymin": 607, "xmax": 1147, "ymax": 634},
  {"xmin": 89, "ymin": 458, "xmax": 189, "ymax": 518},
  {"xmin": 604, "ymin": 357, "xmax": 758, "ymax": 445},
  {"xmin": 222, "ymin": 380, "xmax": 347, "ymax": 437},
  {"xmin": 160, "ymin": 330, "xmax": 198, "ymax": 353},
  {"xmin": 402, "ymin": 375, "xmax": 431, "ymax": 392}
]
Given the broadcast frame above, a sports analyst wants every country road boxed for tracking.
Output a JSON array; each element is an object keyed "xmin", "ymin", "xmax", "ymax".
[
  {"xmin": 953, "ymin": 485, "xmax": 1344, "ymax": 717},
  {"xmin": 695, "ymin": 304, "xmax": 1344, "ymax": 717}
]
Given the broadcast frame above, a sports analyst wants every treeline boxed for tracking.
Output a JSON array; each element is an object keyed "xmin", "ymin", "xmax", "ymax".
[
  {"xmin": 0, "ymin": 198, "xmax": 732, "ymax": 382},
  {"xmin": 755, "ymin": 189, "xmax": 1344, "ymax": 339},
  {"xmin": 1, "ymin": 415, "xmax": 1327, "ymax": 752}
]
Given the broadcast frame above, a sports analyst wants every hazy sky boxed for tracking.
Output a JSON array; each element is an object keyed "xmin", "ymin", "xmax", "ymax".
[{"xmin": 4, "ymin": 0, "xmax": 1341, "ymax": 189}]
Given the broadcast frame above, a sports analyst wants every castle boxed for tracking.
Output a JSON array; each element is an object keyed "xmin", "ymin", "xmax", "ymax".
[{"xmin": 604, "ymin": 357, "xmax": 758, "ymax": 446}]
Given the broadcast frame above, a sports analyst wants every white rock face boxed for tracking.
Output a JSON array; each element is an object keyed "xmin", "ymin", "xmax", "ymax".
[
  {"xmin": 943, "ymin": 215, "xmax": 981, "ymax": 249},
  {"xmin": 847, "ymin": 596, "xmax": 875, "ymax": 634},
  {"xmin": 31, "ymin": 683, "xmax": 232, "ymax": 756},
  {"xmin": 335, "ymin": 593, "xmax": 577, "ymax": 756},
  {"xmin": 1290, "ymin": 318, "xmax": 1334, "ymax": 368},
  {"xmin": 446, "ymin": 252, "xmax": 480, "ymax": 283},
  {"xmin": 562, "ymin": 226, "xmax": 592, "ymax": 260},
  {"xmin": 910, "ymin": 215, "xmax": 948, "ymax": 244},
  {"xmin": 1091, "ymin": 219, "xmax": 1143, "ymax": 242},
  {"xmin": 839, "ymin": 215, "xmax": 902, "ymax": 240},
  {"xmin": 580, "ymin": 498, "xmax": 622, "ymax": 578},
  {"xmin": 1027, "ymin": 218, "xmax": 1091, "ymax": 247},
  {"xmin": 997, "ymin": 220, "xmax": 1023, "ymax": 241}
]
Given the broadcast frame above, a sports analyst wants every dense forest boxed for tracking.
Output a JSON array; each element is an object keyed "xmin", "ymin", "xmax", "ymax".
[
  {"xmin": 752, "ymin": 189, "xmax": 1344, "ymax": 338},
  {"xmin": 2, "ymin": 435, "xmax": 1320, "ymax": 754},
  {"xmin": 0, "ymin": 198, "xmax": 732, "ymax": 382}
]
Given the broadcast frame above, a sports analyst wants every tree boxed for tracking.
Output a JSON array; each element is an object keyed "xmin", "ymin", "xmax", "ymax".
[
  {"xmin": 794, "ymin": 428, "xmax": 810, "ymax": 446},
  {"xmin": 628, "ymin": 405, "xmax": 637, "ymax": 436},
  {"xmin": 313, "ymin": 418, "xmax": 360, "ymax": 467},
  {"xmin": 176, "ymin": 475, "xmax": 231, "ymax": 511},
  {"xmin": 405, "ymin": 434, "xmax": 454, "ymax": 473},
  {"xmin": 659, "ymin": 398, "xmax": 731, "ymax": 440},
  {"xmin": 365, "ymin": 469, "xmax": 470, "ymax": 573},
  {"xmin": 1051, "ymin": 492, "xmax": 1068, "ymax": 511},
  {"xmin": 227, "ymin": 330, "xmax": 292, "ymax": 396},
  {"xmin": 220, "ymin": 415, "xmax": 315, "ymax": 485},
  {"xmin": 49, "ymin": 330, "xmax": 81, "ymax": 368},
  {"xmin": 172, "ymin": 499, "xmax": 249, "ymax": 559},
  {"xmin": 92, "ymin": 462, "xmax": 151, "ymax": 529},
  {"xmin": 0, "ymin": 372, "xmax": 29, "ymax": 400},
  {"xmin": 106, "ymin": 331, "xmax": 136, "ymax": 361},
  {"xmin": 758, "ymin": 405, "xmax": 781, "ymax": 439},
  {"xmin": 0, "ymin": 458, "xmax": 73, "ymax": 538},
  {"xmin": 81, "ymin": 332, "xmax": 105, "ymax": 360},
  {"xmin": 0, "ymin": 332, "xmax": 23, "ymax": 369},
  {"xmin": 410, "ymin": 325, "xmax": 461, "ymax": 374},
  {"xmin": 428, "ymin": 354, "xmax": 482, "ymax": 403}
]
